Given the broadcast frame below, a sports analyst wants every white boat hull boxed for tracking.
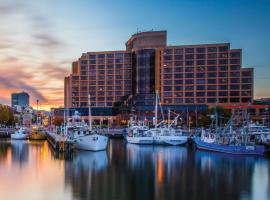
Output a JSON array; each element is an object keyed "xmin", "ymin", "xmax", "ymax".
[
  {"xmin": 75, "ymin": 134, "xmax": 108, "ymax": 151},
  {"xmin": 11, "ymin": 133, "xmax": 28, "ymax": 140},
  {"xmin": 153, "ymin": 135, "xmax": 188, "ymax": 145},
  {"xmin": 126, "ymin": 136, "xmax": 153, "ymax": 144}
]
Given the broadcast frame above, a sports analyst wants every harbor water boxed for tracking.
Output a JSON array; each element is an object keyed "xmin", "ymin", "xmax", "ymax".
[{"xmin": 0, "ymin": 139, "xmax": 269, "ymax": 200}]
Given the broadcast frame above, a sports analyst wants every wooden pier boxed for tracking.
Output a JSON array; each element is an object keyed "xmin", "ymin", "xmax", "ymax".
[{"xmin": 46, "ymin": 132, "xmax": 74, "ymax": 152}]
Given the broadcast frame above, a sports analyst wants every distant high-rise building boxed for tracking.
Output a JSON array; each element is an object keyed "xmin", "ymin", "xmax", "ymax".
[
  {"xmin": 65, "ymin": 30, "xmax": 253, "ymax": 119},
  {"xmin": 11, "ymin": 92, "xmax": 30, "ymax": 108}
]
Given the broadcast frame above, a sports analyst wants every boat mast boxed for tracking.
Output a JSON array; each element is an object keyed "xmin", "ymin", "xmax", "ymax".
[
  {"xmin": 155, "ymin": 90, "xmax": 158, "ymax": 129},
  {"xmin": 168, "ymin": 108, "xmax": 170, "ymax": 127},
  {"xmin": 88, "ymin": 94, "xmax": 92, "ymax": 131}
]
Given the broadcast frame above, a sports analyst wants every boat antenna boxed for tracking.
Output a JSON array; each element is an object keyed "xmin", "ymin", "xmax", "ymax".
[{"xmin": 88, "ymin": 94, "xmax": 92, "ymax": 131}]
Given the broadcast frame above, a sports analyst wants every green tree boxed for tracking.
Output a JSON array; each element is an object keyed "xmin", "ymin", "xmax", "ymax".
[{"xmin": 0, "ymin": 105, "xmax": 15, "ymax": 126}]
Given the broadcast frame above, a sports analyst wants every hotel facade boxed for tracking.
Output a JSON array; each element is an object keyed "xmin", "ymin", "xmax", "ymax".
[{"xmin": 64, "ymin": 30, "xmax": 253, "ymax": 119}]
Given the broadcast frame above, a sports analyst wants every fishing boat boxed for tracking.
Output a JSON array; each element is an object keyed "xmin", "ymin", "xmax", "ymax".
[
  {"xmin": 29, "ymin": 125, "xmax": 47, "ymax": 140},
  {"xmin": 126, "ymin": 121, "xmax": 153, "ymax": 144},
  {"xmin": 67, "ymin": 95, "xmax": 108, "ymax": 151},
  {"xmin": 148, "ymin": 91, "xmax": 188, "ymax": 146},
  {"xmin": 194, "ymin": 108, "xmax": 269, "ymax": 155},
  {"xmin": 11, "ymin": 127, "xmax": 29, "ymax": 140}
]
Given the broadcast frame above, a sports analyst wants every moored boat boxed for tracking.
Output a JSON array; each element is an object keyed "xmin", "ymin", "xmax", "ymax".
[{"xmin": 11, "ymin": 127, "xmax": 29, "ymax": 140}]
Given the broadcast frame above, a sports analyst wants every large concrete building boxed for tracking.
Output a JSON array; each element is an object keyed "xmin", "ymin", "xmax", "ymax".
[
  {"xmin": 11, "ymin": 92, "xmax": 30, "ymax": 108},
  {"xmin": 64, "ymin": 30, "xmax": 253, "ymax": 120}
]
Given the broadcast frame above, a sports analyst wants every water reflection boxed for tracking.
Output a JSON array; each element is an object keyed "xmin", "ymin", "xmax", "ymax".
[
  {"xmin": 11, "ymin": 140, "xmax": 29, "ymax": 165},
  {"xmin": 0, "ymin": 140, "xmax": 269, "ymax": 200}
]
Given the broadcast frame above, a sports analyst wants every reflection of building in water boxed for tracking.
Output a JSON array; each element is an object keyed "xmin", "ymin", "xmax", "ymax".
[
  {"xmin": 63, "ymin": 140, "xmax": 269, "ymax": 200},
  {"xmin": 193, "ymin": 151, "xmax": 260, "ymax": 200},
  {"xmin": 10, "ymin": 140, "xmax": 29, "ymax": 165},
  {"xmin": 64, "ymin": 151, "xmax": 108, "ymax": 200}
]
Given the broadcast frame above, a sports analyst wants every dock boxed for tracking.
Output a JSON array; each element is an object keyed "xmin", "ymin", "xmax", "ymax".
[
  {"xmin": 100, "ymin": 128, "xmax": 125, "ymax": 139},
  {"xmin": 0, "ymin": 128, "xmax": 14, "ymax": 138},
  {"xmin": 46, "ymin": 132, "xmax": 74, "ymax": 152}
]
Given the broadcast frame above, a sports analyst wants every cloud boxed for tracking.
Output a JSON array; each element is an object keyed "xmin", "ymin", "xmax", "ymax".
[{"xmin": 0, "ymin": 0, "xmax": 70, "ymax": 109}]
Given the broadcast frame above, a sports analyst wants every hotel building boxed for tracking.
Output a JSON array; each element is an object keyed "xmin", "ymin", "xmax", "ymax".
[{"xmin": 64, "ymin": 30, "xmax": 253, "ymax": 119}]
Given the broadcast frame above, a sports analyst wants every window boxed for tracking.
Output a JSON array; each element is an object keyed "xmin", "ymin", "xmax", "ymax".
[
  {"xmin": 208, "ymin": 60, "xmax": 217, "ymax": 65},
  {"xmin": 230, "ymin": 78, "xmax": 240, "ymax": 83},
  {"xmin": 97, "ymin": 54, "xmax": 105, "ymax": 59},
  {"xmin": 197, "ymin": 54, "xmax": 205, "ymax": 59},
  {"xmin": 89, "ymin": 60, "xmax": 96, "ymax": 64},
  {"xmin": 208, "ymin": 53, "xmax": 217, "ymax": 59},
  {"xmin": 185, "ymin": 79, "xmax": 194, "ymax": 84},
  {"xmin": 207, "ymin": 98, "xmax": 216, "ymax": 103},
  {"xmin": 242, "ymin": 71, "xmax": 252, "ymax": 76},
  {"xmin": 207, "ymin": 92, "xmax": 216, "ymax": 96},
  {"xmin": 174, "ymin": 86, "xmax": 183, "ymax": 90},
  {"xmin": 174, "ymin": 74, "xmax": 183, "ymax": 78},
  {"xmin": 196, "ymin": 73, "xmax": 205, "ymax": 78},
  {"xmin": 174, "ymin": 49, "xmax": 183, "ymax": 54},
  {"xmin": 164, "ymin": 55, "xmax": 172, "ymax": 60},
  {"xmin": 207, "ymin": 47, "xmax": 217, "ymax": 53},
  {"xmin": 185, "ymin": 73, "xmax": 194, "ymax": 78},
  {"xmin": 219, "ymin": 85, "xmax": 227, "ymax": 90},
  {"xmin": 230, "ymin": 72, "xmax": 240, "ymax": 77},
  {"xmin": 219, "ymin": 78, "xmax": 228, "ymax": 84},
  {"xmin": 107, "ymin": 54, "xmax": 114, "ymax": 58},
  {"xmin": 242, "ymin": 91, "xmax": 251, "ymax": 96},
  {"xmin": 197, "ymin": 60, "xmax": 205, "ymax": 65},
  {"xmin": 230, "ymin": 98, "xmax": 240, "ymax": 103},
  {"xmin": 196, "ymin": 98, "xmax": 205, "ymax": 103},
  {"xmin": 185, "ymin": 61, "xmax": 194, "ymax": 66},
  {"xmin": 185, "ymin": 98, "xmax": 194, "ymax": 103},
  {"xmin": 174, "ymin": 55, "xmax": 183, "ymax": 60},
  {"xmin": 185, "ymin": 67, "xmax": 194, "ymax": 72},
  {"xmin": 207, "ymin": 79, "xmax": 216, "ymax": 84},
  {"xmin": 164, "ymin": 49, "xmax": 173, "ymax": 54},
  {"xmin": 196, "ymin": 92, "xmax": 205, "ymax": 97},
  {"xmin": 196, "ymin": 48, "xmax": 205, "ymax": 53},
  {"xmin": 230, "ymin": 91, "xmax": 239, "ymax": 96},
  {"xmin": 219, "ymin": 72, "xmax": 228, "ymax": 77},
  {"xmin": 81, "ymin": 60, "xmax": 87, "ymax": 65},
  {"xmin": 230, "ymin": 85, "xmax": 240, "ymax": 90},
  {"xmin": 230, "ymin": 59, "xmax": 240, "ymax": 64},
  {"xmin": 89, "ymin": 55, "xmax": 96, "ymax": 59},
  {"xmin": 230, "ymin": 65, "xmax": 240, "ymax": 70},
  {"xmin": 219, "ymin": 66, "xmax": 228, "ymax": 71},
  {"xmin": 242, "ymin": 84, "xmax": 252, "ymax": 89},
  {"xmin": 185, "ymin": 86, "xmax": 194, "ymax": 90},
  {"xmin": 185, "ymin": 48, "xmax": 194, "ymax": 53},
  {"xmin": 207, "ymin": 85, "xmax": 216, "ymax": 90},
  {"xmin": 163, "ymin": 86, "xmax": 172, "ymax": 91},
  {"xmin": 175, "ymin": 80, "xmax": 183, "ymax": 84},
  {"xmin": 185, "ymin": 92, "xmax": 194, "ymax": 97},
  {"xmin": 174, "ymin": 67, "xmax": 183, "ymax": 72},
  {"xmin": 115, "ymin": 53, "xmax": 123, "ymax": 58},
  {"xmin": 196, "ymin": 85, "xmax": 205, "ymax": 90},
  {"xmin": 230, "ymin": 52, "xmax": 240, "ymax": 58},
  {"xmin": 219, "ymin": 59, "xmax": 228, "ymax": 65},
  {"xmin": 207, "ymin": 72, "xmax": 216, "ymax": 78},
  {"xmin": 196, "ymin": 79, "xmax": 205, "ymax": 84},
  {"xmin": 174, "ymin": 61, "xmax": 183, "ymax": 66},
  {"xmin": 219, "ymin": 98, "xmax": 228, "ymax": 103},
  {"xmin": 242, "ymin": 78, "xmax": 252, "ymax": 83},
  {"xmin": 219, "ymin": 91, "xmax": 228, "ymax": 96},
  {"xmin": 219, "ymin": 46, "xmax": 228, "ymax": 52},
  {"xmin": 185, "ymin": 54, "xmax": 194, "ymax": 59},
  {"xmin": 207, "ymin": 66, "xmax": 217, "ymax": 71}
]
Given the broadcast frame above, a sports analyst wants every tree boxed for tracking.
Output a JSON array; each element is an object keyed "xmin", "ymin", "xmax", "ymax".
[{"xmin": 0, "ymin": 105, "xmax": 15, "ymax": 126}]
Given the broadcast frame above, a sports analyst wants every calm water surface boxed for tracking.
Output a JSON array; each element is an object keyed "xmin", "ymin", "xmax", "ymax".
[{"xmin": 0, "ymin": 139, "xmax": 269, "ymax": 200}]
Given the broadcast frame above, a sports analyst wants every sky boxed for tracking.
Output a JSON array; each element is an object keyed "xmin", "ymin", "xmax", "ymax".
[{"xmin": 0, "ymin": 0, "xmax": 270, "ymax": 110}]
